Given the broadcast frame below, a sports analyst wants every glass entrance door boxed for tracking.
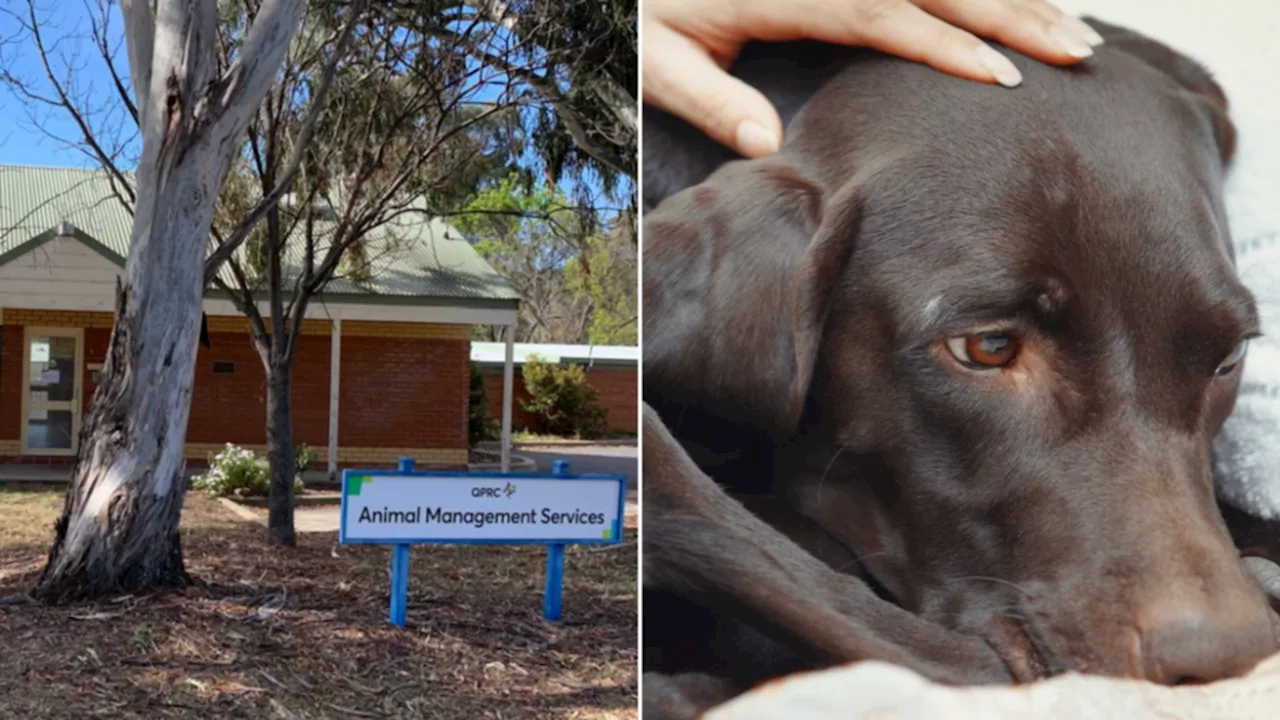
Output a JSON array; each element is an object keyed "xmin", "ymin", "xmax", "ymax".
[{"xmin": 23, "ymin": 329, "xmax": 83, "ymax": 454}]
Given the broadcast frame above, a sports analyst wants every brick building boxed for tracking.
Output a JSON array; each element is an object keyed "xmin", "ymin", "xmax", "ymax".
[
  {"xmin": 472, "ymin": 343, "xmax": 638, "ymax": 434},
  {"xmin": 0, "ymin": 166, "xmax": 522, "ymax": 473}
]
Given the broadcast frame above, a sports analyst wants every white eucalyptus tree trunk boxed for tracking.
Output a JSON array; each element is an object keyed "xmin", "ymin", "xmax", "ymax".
[{"xmin": 35, "ymin": 0, "xmax": 307, "ymax": 602}]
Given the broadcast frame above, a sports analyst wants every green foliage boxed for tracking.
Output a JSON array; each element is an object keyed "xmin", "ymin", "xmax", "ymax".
[
  {"xmin": 501, "ymin": 0, "xmax": 637, "ymax": 188},
  {"xmin": 455, "ymin": 174, "xmax": 579, "ymax": 246},
  {"xmin": 191, "ymin": 443, "xmax": 305, "ymax": 499},
  {"xmin": 458, "ymin": 175, "xmax": 636, "ymax": 345},
  {"xmin": 469, "ymin": 365, "xmax": 501, "ymax": 447},
  {"xmin": 519, "ymin": 356, "xmax": 608, "ymax": 439},
  {"xmin": 295, "ymin": 443, "xmax": 317, "ymax": 473},
  {"xmin": 565, "ymin": 220, "xmax": 637, "ymax": 345},
  {"xmin": 347, "ymin": 0, "xmax": 637, "ymax": 192}
]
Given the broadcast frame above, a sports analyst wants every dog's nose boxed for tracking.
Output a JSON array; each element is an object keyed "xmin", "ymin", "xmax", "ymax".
[{"xmin": 1137, "ymin": 604, "xmax": 1277, "ymax": 685}]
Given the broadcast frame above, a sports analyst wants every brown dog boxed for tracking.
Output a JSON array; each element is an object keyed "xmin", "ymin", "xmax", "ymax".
[{"xmin": 642, "ymin": 18, "xmax": 1280, "ymax": 718}]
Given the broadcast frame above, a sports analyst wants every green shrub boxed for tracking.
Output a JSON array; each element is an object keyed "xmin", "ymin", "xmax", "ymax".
[
  {"xmin": 469, "ymin": 364, "xmax": 501, "ymax": 446},
  {"xmin": 520, "ymin": 356, "xmax": 608, "ymax": 439},
  {"xmin": 295, "ymin": 443, "xmax": 316, "ymax": 475},
  {"xmin": 191, "ymin": 443, "xmax": 305, "ymax": 499}
]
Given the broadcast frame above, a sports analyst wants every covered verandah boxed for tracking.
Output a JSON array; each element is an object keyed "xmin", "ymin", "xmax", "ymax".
[{"xmin": 0, "ymin": 229, "xmax": 522, "ymax": 474}]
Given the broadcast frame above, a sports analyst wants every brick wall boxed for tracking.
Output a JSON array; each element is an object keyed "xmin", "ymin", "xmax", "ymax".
[
  {"xmin": 587, "ymin": 367, "xmax": 638, "ymax": 432},
  {"xmin": 0, "ymin": 309, "xmax": 471, "ymax": 467},
  {"xmin": 480, "ymin": 364, "xmax": 638, "ymax": 434},
  {"xmin": 481, "ymin": 371, "xmax": 539, "ymax": 430},
  {"xmin": 3, "ymin": 310, "xmax": 114, "ymax": 329},
  {"xmin": 339, "ymin": 333, "xmax": 469, "ymax": 449}
]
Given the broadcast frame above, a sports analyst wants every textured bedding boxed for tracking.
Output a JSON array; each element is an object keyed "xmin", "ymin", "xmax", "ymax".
[{"xmin": 707, "ymin": 652, "xmax": 1280, "ymax": 720}]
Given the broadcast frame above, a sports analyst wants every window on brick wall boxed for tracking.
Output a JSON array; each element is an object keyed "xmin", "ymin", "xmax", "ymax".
[{"xmin": 213, "ymin": 361, "xmax": 235, "ymax": 374}]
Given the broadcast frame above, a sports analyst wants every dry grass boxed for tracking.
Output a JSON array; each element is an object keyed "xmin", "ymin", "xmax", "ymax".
[{"xmin": 0, "ymin": 485, "xmax": 637, "ymax": 719}]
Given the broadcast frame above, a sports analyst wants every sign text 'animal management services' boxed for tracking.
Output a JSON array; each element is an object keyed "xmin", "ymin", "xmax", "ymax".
[{"xmin": 340, "ymin": 473, "xmax": 623, "ymax": 544}]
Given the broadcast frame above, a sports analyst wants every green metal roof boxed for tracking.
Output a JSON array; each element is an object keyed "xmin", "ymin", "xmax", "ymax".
[{"xmin": 0, "ymin": 164, "xmax": 519, "ymax": 307}]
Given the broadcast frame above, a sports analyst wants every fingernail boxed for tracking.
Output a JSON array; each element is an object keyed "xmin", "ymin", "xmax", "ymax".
[
  {"xmin": 735, "ymin": 120, "xmax": 780, "ymax": 157},
  {"xmin": 1070, "ymin": 17, "xmax": 1106, "ymax": 46},
  {"xmin": 974, "ymin": 45, "xmax": 1022, "ymax": 87},
  {"xmin": 1050, "ymin": 21, "xmax": 1094, "ymax": 58}
]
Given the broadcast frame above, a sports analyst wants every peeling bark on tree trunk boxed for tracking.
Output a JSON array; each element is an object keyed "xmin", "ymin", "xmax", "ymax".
[
  {"xmin": 35, "ymin": 164, "xmax": 218, "ymax": 602},
  {"xmin": 32, "ymin": 0, "xmax": 309, "ymax": 603},
  {"xmin": 265, "ymin": 368, "xmax": 297, "ymax": 547}
]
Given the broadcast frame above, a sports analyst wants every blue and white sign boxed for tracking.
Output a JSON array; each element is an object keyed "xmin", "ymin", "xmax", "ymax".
[
  {"xmin": 340, "ymin": 472, "xmax": 624, "ymax": 544},
  {"xmin": 338, "ymin": 457, "xmax": 627, "ymax": 628}
]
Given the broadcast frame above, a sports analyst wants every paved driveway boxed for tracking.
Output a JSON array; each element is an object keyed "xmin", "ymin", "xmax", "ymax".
[{"xmin": 517, "ymin": 444, "xmax": 637, "ymax": 491}]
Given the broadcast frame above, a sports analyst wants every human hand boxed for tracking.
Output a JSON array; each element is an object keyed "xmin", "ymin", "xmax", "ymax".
[{"xmin": 643, "ymin": 0, "xmax": 1104, "ymax": 157}]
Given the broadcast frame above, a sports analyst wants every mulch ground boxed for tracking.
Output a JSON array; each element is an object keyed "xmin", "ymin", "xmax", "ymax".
[{"xmin": 0, "ymin": 487, "xmax": 637, "ymax": 719}]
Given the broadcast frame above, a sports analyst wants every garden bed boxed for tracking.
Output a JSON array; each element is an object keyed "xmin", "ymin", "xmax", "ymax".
[{"xmin": 0, "ymin": 487, "xmax": 637, "ymax": 719}]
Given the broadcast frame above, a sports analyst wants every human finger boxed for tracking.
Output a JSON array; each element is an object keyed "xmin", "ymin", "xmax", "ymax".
[
  {"xmin": 642, "ymin": 21, "xmax": 785, "ymax": 157},
  {"xmin": 915, "ymin": 0, "xmax": 1104, "ymax": 65}
]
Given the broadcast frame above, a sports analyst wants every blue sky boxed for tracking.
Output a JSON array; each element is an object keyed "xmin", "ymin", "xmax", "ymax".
[
  {"xmin": 0, "ymin": 3, "xmax": 119, "ymax": 167},
  {"xmin": 0, "ymin": 4, "xmax": 629, "ymax": 210}
]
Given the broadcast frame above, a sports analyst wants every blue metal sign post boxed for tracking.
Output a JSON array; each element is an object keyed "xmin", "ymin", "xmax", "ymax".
[
  {"xmin": 543, "ymin": 459, "xmax": 571, "ymax": 621},
  {"xmin": 388, "ymin": 456, "xmax": 415, "ymax": 627},
  {"xmin": 339, "ymin": 456, "xmax": 626, "ymax": 628}
]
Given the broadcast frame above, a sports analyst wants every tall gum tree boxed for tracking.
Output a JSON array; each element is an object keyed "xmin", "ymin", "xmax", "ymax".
[
  {"xmin": 0, "ymin": 0, "xmax": 598, "ymax": 552},
  {"xmin": 33, "ymin": 0, "xmax": 311, "ymax": 603}
]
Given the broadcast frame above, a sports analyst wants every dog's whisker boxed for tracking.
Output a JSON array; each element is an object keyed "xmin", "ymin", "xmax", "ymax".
[
  {"xmin": 815, "ymin": 444, "xmax": 852, "ymax": 504},
  {"xmin": 946, "ymin": 575, "xmax": 1035, "ymax": 597},
  {"xmin": 831, "ymin": 558, "xmax": 862, "ymax": 573},
  {"xmin": 928, "ymin": 599, "xmax": 1026, "ymax": 620},
  {"xmin": 852, "ymin": 551, "xmax": 891, "ymax": 566},
  {"xmin": 987, "ymin": 608, "xmax": 1030, "ymax": 623},
  {"xmin": 830, "ymin": 551, "xmax": 888, "ymax": 573}
]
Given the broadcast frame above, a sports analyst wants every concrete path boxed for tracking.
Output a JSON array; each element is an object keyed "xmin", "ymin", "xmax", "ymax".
[{"xmin": 514, "ymin": 444, "xmax": 637, "ymax": 490}]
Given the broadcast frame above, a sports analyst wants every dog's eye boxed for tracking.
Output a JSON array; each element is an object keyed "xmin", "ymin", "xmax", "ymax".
[
  {"xmin": 1214, "ymin": 340, "xmax": 1249, "ymax": 378},
  {"xmin": 945, "ymin": 332, "xmax": 1021, "ymax": 369}
]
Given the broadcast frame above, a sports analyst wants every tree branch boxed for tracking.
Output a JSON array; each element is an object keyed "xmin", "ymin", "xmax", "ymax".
[
  {"xmin": 118, "ymin": 0, "xmax": 153, "ymax": 114},
  {"xmin": 90, "ymin": 0, "xmax": 139, "ymax": 125},
  {"xmin": 5, "ymin": 0, "xmax": 138, "ymax": 207},
  {"xmin": 212, "ymin": 251, "xmax": 273, "ymax": 367},
  {"xmin": 467, "ymin": 44, "xmax": 632, "ymax": 176},
  {"xmin": 210, "ymin": 0, "xmax": 308, "ymax": 141},
  {"xmin": 203, "ymin": 0, "xmax": 367, "ymax": 284}
]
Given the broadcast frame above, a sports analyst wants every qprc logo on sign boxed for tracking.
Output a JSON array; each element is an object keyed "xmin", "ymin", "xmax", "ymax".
[{"xmin": 471, "ymin": 482, "xmax": 517, "ymax": 499}]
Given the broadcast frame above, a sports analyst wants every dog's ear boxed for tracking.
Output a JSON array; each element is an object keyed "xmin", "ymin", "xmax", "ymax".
[
  {"xmin": 642, "ymin": 158, "xmax": 860, "ymax": 436},
  {"xmin": 1083, "ymin": 17, "xmax": 1236, "ymax": 165}
]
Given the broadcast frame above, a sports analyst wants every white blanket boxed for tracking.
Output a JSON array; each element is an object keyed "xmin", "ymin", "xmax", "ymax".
[
  {"xmin": 1049, "ymin": 0, "xmax": 1280, "ymax": 519},
  {"xmin": 707, "ymin": 652, "xmax": 1280, "ymax": 720}
]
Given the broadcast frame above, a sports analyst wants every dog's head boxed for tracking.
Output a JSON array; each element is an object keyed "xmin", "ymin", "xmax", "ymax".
[{"xmin": 643, "ymin": 20, "xmax": 1276, "ymax": 683}]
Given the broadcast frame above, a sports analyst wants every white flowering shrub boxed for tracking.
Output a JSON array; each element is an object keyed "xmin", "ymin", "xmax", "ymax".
[{"xmin": 191, "ymin": 443, "xmax": 304, "ymax": 498}]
